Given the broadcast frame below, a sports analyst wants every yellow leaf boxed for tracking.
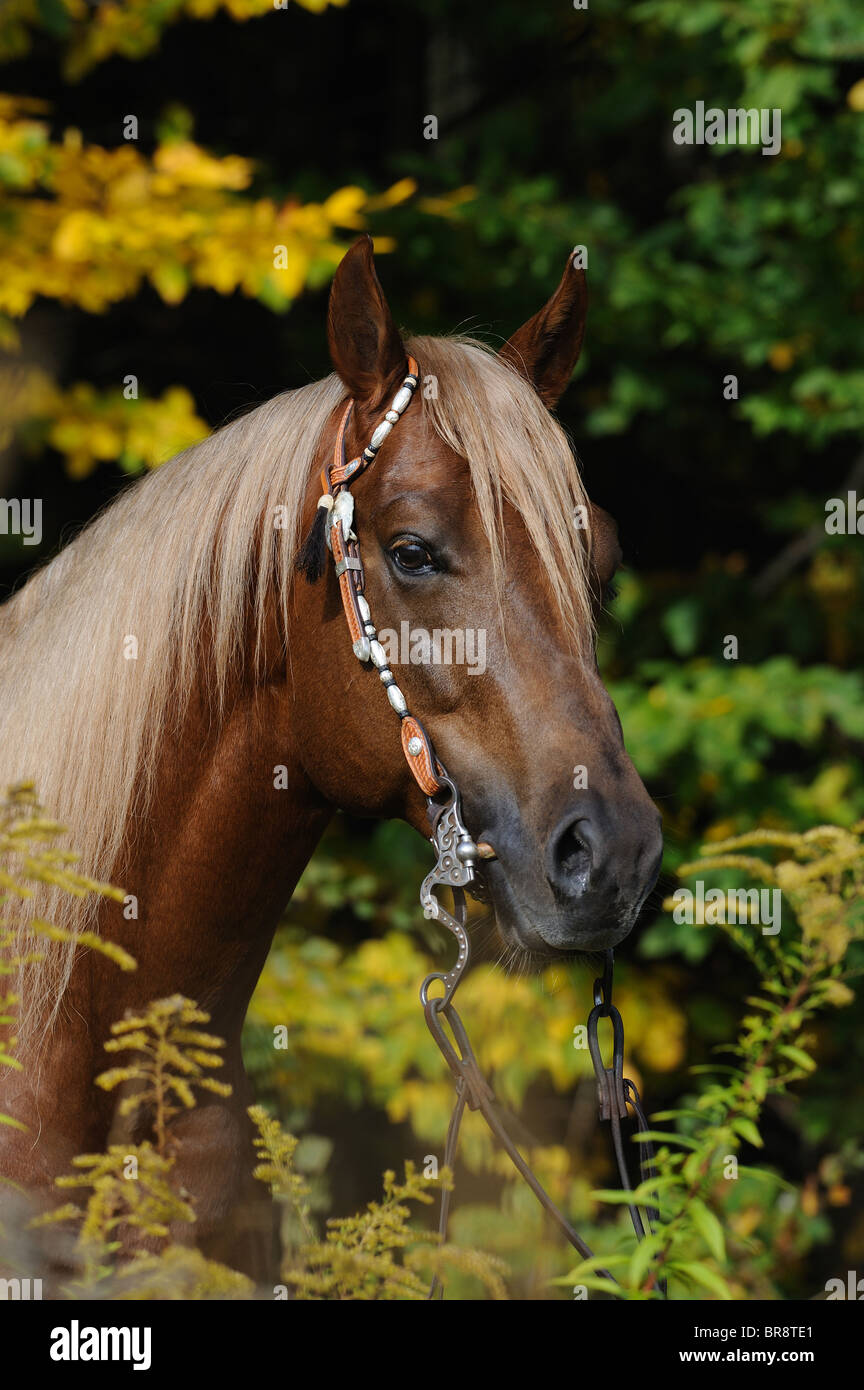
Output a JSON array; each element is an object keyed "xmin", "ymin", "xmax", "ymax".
[
  {"xmin": 768, "ymin": 342, "xmax": 794, "ymax": 371},
  {"xmin": 847, "ymin": 79, "xmax": 864, "ymax": 111},
  {"xmin": 53, "ymin": 211, "xmax": 96, "ymax": 262},
  {"xmin": 150, "ymin": 263, "xmax": 189, "ymax": 305},
  {"xmin": 323, "ymin": 185, "xmax": 368, "ymax": 228}
]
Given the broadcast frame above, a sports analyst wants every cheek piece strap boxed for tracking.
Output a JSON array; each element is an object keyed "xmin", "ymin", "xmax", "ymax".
[
  {"xmin": 317, "ymin": 356, "xmax": 444, "ymax": 799},
  {"xmin": 315, "ymin": 355, "xmax": 481, "ymax": 1007}
]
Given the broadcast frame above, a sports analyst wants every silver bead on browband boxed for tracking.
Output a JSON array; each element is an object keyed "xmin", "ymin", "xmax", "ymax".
[
  {"xmin": 370, "ymin": 420, "xmax": 392, "ymax": 450},
  {"xmin": 359, "ymin": 370, "xmax": 419, "ymax": 464}
]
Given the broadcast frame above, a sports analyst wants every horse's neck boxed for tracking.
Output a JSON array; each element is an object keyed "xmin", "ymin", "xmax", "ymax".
[
  {"xmin": 1, "ymin": 684, "xmax": 331, "ymax": 1170},
  {"xmin": 92, "ymin": 684, "xmax": 332, "ymax": 1052}
]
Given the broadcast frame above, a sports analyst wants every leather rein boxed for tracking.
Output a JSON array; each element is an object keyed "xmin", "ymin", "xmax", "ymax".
[{"xmin": 315, "ymin": 358, "xmax": 665, "ymax": 1299}]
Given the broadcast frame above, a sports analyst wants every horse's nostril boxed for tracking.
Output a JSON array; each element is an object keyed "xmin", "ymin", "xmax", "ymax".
[{"xmin": 552, "ymin": 820, "xmax": 593, "ymax": 889}]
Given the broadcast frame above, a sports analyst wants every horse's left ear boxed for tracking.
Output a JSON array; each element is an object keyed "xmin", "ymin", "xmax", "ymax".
[
  {"xmin": 500, "ymin": 250, "xmax": 587, "ymax": 408},
  {"xmin": 327, "ymin": 234, "xmax": 407, "ymax": 410}
]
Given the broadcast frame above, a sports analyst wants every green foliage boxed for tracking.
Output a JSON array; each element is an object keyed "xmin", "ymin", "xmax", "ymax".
[
  {"xmin": 608, "ymin": 657, "xmax": 864, "ymax": 885},
  {"xmin": 563, "ymin": 821, "xmax": 864, "ymax": 1299}
]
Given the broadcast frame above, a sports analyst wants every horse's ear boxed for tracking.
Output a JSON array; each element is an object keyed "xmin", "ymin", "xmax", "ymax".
[
  {"xmin": 500, "ymin": 251, "xmax": 587, "ymax": 408},
  {"xmin": 327, "ymin": 235, "xmax": 407, "ymax": 409}
]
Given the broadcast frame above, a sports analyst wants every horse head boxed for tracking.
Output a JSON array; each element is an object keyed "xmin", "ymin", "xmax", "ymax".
[{"xmin": 291, "ymin": 237, "xmax": 663, "ymax": 959}]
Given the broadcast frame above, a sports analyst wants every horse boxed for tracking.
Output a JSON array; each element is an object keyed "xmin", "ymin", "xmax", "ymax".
[{"xmin": 0, "ymin": 235, "xmax": 663, "ymax": 1281}]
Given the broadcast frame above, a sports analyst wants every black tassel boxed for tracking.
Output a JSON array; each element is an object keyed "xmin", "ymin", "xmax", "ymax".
[{"xmin": 295, "ymin": 505, "xmax": 329, "ymax": 583}]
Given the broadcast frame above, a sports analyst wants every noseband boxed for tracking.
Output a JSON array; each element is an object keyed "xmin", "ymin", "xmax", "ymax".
[{"xmin": 316, "ymin": 358, "xmax": 664, "ymax": 1299}]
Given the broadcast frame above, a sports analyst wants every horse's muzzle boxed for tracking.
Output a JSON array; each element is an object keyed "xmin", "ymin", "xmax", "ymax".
[{"xmin": 479, "ymin": 799, "xmax": 663, "ymax": 956}]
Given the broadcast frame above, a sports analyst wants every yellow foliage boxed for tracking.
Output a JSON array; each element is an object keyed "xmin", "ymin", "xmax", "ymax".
[
  {"xmin": 0, "ymin": 1, "xmax": 349, "ymax": 80},
  {"xmin": 768, "ymin": 341, "xmax": 795, "ymax": 370},
  {"xmin": 31, "ymin": 1142, "xmax": 194, "ymax": 1290},
  {"xmin": 248, "ymin": 924, "xmax": 687, "ymax": 1200},
  {"xmin": 97, "ymin": 995, "xmax": 232, "ymax": 1153},
  {"xmin": 847, "ymin": 78, "xmax": 864, "ymax": 111},
  {"xmin": 0, "ymin": 91, "xmax": 416, "ymax": 469},
  {"xmin": 0, "ymin": 363, "xmax": 208, "ymax": 475},
  {"xmin": 114, "ymin": 1246, "xmax": 254, "ymax": 1300},
  {"xmin": 0, "ymin": 99, "xmax": 408, "ymax": 318},
  {"xmin": 417, "ymin": 185, "xmax": 477, "ymax": 217},
  {"xmin": 679, "ymin": 821, "xmax": 864, "ymax": 973},
  {"xmin": 0, "ymin": 784, "xmax": 134, "ymax": 1013},
  {"xmin": 249, "ymin": 1107, "xmax": 508, "ymax": 1299}
]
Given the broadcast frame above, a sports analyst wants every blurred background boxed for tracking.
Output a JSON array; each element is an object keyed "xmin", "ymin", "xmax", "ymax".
[{"xmin": 1, "ymin": 0, "xmax": 863, "ymax": 1298}]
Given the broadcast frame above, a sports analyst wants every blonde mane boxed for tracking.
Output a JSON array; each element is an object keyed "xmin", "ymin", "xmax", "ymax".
[{"xmin": 0, "ymin": 336, "xmax": 593, "ymax": 1043}]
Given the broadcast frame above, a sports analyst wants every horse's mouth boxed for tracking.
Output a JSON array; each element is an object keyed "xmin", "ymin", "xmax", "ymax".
[
  {"xmin": 477, "ymin": 856, "xmax": 640, "ymax": 958},
  {"xmin": 467, "ymin": 863, "xmax": 492, "ymax": 906}
]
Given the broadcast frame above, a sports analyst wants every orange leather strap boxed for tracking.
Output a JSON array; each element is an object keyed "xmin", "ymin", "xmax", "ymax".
[{"xmin": 321, "ymin": 359, "xmax": 441, "ymax": 796}]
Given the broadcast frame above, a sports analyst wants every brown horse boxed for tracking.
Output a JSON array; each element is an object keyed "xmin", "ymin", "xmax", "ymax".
[{"xmin": 0, "ymin": 237, "xmax": 662, "ymax": 1279}]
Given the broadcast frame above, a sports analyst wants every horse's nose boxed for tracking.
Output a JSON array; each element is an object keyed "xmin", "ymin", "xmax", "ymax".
[{"xmin": 547, "ymin": 803, "xmax": 663, "ymax": 902}]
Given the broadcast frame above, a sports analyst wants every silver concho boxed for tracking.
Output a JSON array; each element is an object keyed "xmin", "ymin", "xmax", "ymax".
[{"xmin": 332, "ymin": 490, "xmax": 355, "ymax": 544}]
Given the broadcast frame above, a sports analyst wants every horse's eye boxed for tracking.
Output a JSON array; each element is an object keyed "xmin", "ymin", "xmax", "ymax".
[{"xmin": 388, "ymin": 539, "xmax": 437, "ymax": 574}]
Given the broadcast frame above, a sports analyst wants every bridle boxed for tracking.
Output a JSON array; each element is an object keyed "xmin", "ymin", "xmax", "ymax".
[{"xmin": 312, "ymin": 357, "xmax": 665, "ymax": 1299}]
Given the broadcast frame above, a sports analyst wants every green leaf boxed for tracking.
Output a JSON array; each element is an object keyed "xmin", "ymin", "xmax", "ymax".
[
  {"xmin": 590, "ymin": 1188, "xmax": 641, "ymax": 1205},
  {"xmin": 745, "ymin": 996, "xmax": 781, "ymax": 1014},
  {"xmin": 630, "ymin": 1130, "xmax": 701, "ymax": 1150},
  {"xmin": 649, "ymin": 1109, "xmax": 706, "ymax": 1121},
  {"xmin": 749, "ymin": 1070, "xmax": 769, "ymax": 1102},
  {"xmin": 559, "ymin": 1276, "xmax": 627, "ymax": 1298},
  {"xmin": 777, "ymin": 1044, "xmax": 816, "ymax": 1072},
  {"xmin": 732, "ymin": 1117, "xmax": 763, "ymax": 1148},
  {"xmin": 552, "ymin": 1254, "xmax": 630, "ymax": 1285},
  {"xmin": 688, "ymin": 1198, "xmax": 726, "ymax": 1263},
  {"xmin": 737, "ymin": 1166, "xmax": 793, "ymax": 1190},
  {"xmin": 632, "ymin": 1174, "xmax": 686, "ymax": 1202},
  {"xmin": 670, "ymin": 1261, "xmax": 733, "ymax": 1300},
  {"xmin": 628, "ymin": 1232, "xmax": 664, "ymax": 1289},
  {"xmin": 36, "ymin": 0, "xmax": 72, "ymax": 39},
  {"xmin": 662, "ymin": 599, "xmax": 701, "ymax": 656}
]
